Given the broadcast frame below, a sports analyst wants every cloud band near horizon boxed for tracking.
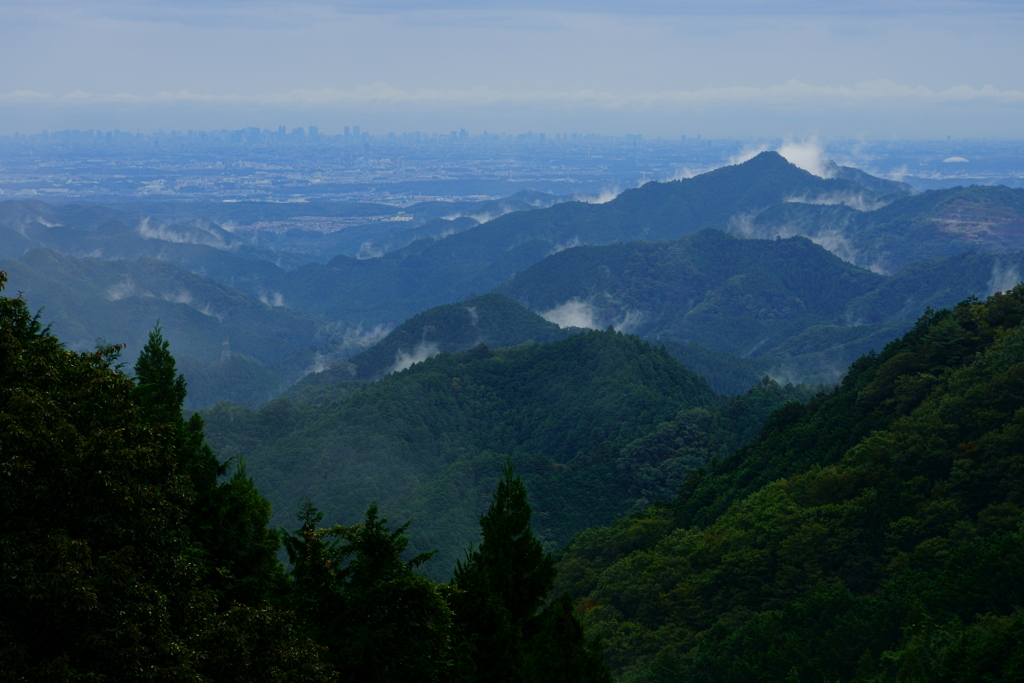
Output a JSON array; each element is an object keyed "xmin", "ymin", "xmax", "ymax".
[{"xmin": 3, "ymin": 80, "xmax": 1023, "ymax": 109}]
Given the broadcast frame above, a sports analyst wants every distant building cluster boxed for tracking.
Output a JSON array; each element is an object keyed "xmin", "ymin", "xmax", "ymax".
[{"xmin": 0, "ymin": 130, "xmax": 1021, "ymax": 203}]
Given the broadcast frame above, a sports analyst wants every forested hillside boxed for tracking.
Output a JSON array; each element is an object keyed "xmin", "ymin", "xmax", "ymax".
[
  {"xmin": 339, "ymin": 292, "xmax": 573, "ymax": 379},
  {"xmin": 9, "ymin": 220, "xmax": 1023, "ymax": 680},
  {"xmin": 499, "ymin": 230, "xmax": 1024, "ymax": 384},
  {"xmin": 0, "ymin": 271, "xmax": 612, "ymax": 682},
  {"xmin": 202, "ymin": 331, "xmax": 810, "ymax": 576},
  {"xmin": 555, "ymin": 287, "xmax": 1024, "ymax": 682}
]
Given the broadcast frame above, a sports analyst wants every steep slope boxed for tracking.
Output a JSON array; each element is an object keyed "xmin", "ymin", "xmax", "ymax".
[
  {"xmin": 202, "ymin": 330, "xmax": 720, "ymax": 576},
  {"xmin": 498, "ymin": 230, "xmax": 890, "ymax": 383},
  {"xmin": 556, "ymin": 288, "xmax": 1024, "ymax": 682}
]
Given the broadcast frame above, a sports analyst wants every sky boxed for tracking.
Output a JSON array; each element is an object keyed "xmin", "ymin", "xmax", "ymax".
[{"xmin": 1, "ymin": 0, "xmax": 1023, "ymax": 137}]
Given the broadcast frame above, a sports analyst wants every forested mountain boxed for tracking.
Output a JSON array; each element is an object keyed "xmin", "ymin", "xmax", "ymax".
[
  {"xmin": 746, "ymin": 184, "xmax": 1024, "ymax": 273},
  {"xmin": 555, "ymin": 287, "xmax": 1024, "ymax": 682},
  {"xmin": 824, "ymin": 160, "xmax": 915, "ymax": 195},
  {"xmin": 290, "ymin": 291, "xmax": 772, "ymax": 395},
  {"xmin": 257, "ymin": 153, "xmax": 904, "ymax": 326},
  {"xmin": 6, "ymin": 154, "xmax": 1022, "ymax": 409},
  {"xmin": 498, "ymin": 230, "xmax": 1024, "ymax": 384},
  {"xmin": 340, "ymin": 293, "xmax": 574, "ymax": 380},
  {"xmin": 276, "ymin": 293, "xmax": 574, "ymax": 401},
  {"xmin": 202, "ymin": 330, "xmax": 809, "ymax": 576},
  {"xmin": 0, "ymin": 274, "xmax": 612, "ymax": 682},
  {"xmin": 0, "ymin": 213, "xmax": 300, "ymax": 289},
  {"xmin": 9, "ymin": 187, "xmax": 1024, "ymax": 680}
]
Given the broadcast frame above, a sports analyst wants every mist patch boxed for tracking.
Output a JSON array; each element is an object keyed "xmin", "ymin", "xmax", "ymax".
[
  {"xmin": 541, "ymin": 299, "xmax": 599, "ymax": 329},
  {"xmin": 390, "ymin": 342, "xmax": 440, "ymax": 374}
]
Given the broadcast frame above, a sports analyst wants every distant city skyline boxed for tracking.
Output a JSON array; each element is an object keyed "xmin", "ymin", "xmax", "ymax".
[
  {"xmin": 1, "ymin": 125, "xmax": 1017, "ymax": 143},
  {"xmin": 2, "ymin": 1, "xmax": 1023, "ymax": 138}
]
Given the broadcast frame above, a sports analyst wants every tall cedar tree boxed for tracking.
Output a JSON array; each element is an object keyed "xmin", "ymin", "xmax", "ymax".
[
  {"xmin": 0, "ymin": 281, "xmax": 329, "ymax": 681},
  {"xmin": 134, "ymin": 325, "xmax": 286, "ymax": 606},
  {"xmin": 451, "ymin": 461, "xmax": 611, "ymax": 683},
  {"xmin": 285, "ymin": 501, "xmax": 456, "ymax": 682}
]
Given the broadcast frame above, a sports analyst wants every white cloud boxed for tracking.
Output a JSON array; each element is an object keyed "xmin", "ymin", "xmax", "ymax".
[
  {"xmin": 989, "ymin": 261, "xmax": 1021, "ymax": 295},
  {"xmin": 729, "ymin": 144, "xmax": 769, "ymax": 165},
  {"xmin": 540, "ymin": 298, "xmax": 599, "ymax": 329},
  {"xmin": 356, "ymin": 241, "xmax": 385, "ymax": 259},
  {"xmin": 162, "ymin": 290, "xmax": 193, "ymax": 305},
  {"xmin": 339, "ymin": 322, "xmax": 392, "ymax": 352},
  {"xmin": 777, "ymin": 137, "xmax": 834, "ymax": 178},
  {"xmin": 196, "ymin": 303, "xmax": 223, "ymax": 320},
  {"xmin": 258, "ymin": 291, "xmax": 285, "ymax": 307},
  {"xmin": 805, "ymin": 229, "xmax": 859, "ymax": 265},
  {"xmin": 5, "ymin": 80, "xmax": 1024, "ymax": 109},
  {"xmin": 548, "ymin": 236, "xmax": 581, "ymax": 255},
  {"xmin": 135, "ymin": 217, "xmax": 236, "ymax": 249},
  {"xmin": 613, "ymin": 309, "xmax": 645, "ymax": 333},
  {"xmin": 390, "ymin": 341, "xmax": 439, "ymax": 374},
  {"xmin": 784, "ymin": 191, "xmax": 889, "ymax": 212},
  {"xmin": 106, "ymin": 279, "xmax": 135, "ymax": 301},
  {"xmin": 577, "ymin": 189, "xmax": 620, "ymax": 204}
]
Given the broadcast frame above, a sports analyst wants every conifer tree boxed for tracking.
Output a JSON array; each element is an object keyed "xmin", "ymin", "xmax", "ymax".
[
  {"xmin": 0, "ymin": 276, "xmax": 328, "ymax": 680},
  {"xmin": 133, "ymin": 324, "xmax": 286, "ymax": 606},
  {"xmin": 0, "ymin": 274, "xmax": 203, "ymax": 678},
  {"xmin": 134, "ymin": 324, "xmax": 221, "ymax": 496},
  {"xmin": 450, "ymin": 461, "xmax": 612, "ymax": 683},
  {"xmin": 458, "ymin": 460, "xmax": 557, "ymax": 623},
  {"xmin": 285, "ymin": 501, "xmax": 456, "ymax": 682},
  {"xmin": 133, "ymin": 323, "xmax": 188, "ymax": 424}
]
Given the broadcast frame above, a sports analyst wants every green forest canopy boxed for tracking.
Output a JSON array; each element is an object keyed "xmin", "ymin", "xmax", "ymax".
[
  {"xmin": 0, "ymin": 271, "xmax": 611, "ymax": 682},
  {"xmin": 555, "ymin": 289, "xmax": 1024, "ymax": 682},
  {"xmin": 202, "ymin": 329, "xmax": 814, "ymax": 577}
]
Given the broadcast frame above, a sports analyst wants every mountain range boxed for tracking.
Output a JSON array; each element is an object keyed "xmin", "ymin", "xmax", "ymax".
[{"xmin": 3, "ymin": 151, "xmax": 1024, "ymax": 408}]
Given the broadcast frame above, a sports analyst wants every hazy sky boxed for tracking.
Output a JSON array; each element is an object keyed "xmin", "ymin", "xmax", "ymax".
[{"xmin": 2, "ymin": 0, "xmax": 1023, "ymax": 137}]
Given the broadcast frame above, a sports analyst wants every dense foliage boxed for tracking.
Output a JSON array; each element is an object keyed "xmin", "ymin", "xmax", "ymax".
[
  {"xmin": 205, "ymin": 331, "xmax": 809, "ymax": 578},
  {"xmin": 178, "ymin": 354, "xmax": 285, "ymax": 410},
  {"xmin": 556, "ymin": 288, "xmax": 1024, "ymax": 682},
  {"xmin": 0, "ymin": 273, "xmax": 611, "ymax": 682},
  {"xmin": 450, "ymin": 462, "xmax": 611, "ymax": 683},
  {"xmin": 204, "ymin": 330, "xmax": 724, "ymax": 575},
  {"xmin": 0, "ymin": 273, "xmax": 328, "ymax": 681}
]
